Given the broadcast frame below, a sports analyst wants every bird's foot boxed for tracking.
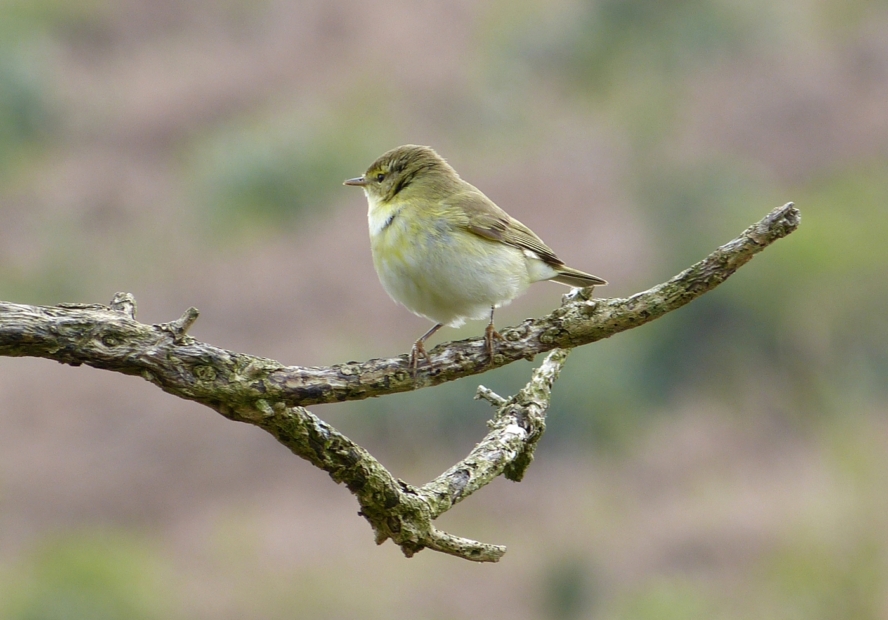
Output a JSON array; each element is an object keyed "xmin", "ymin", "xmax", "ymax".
[
  {"xmin": 409, "ymin": 339, "xmax": 431, "ymax": 377},
  {"xmin": 408, "ymin": 323, "xmax": 444, "ymax": 378},
  {"xmin": 484, "ymin": 323, "xmax": 504, "ymax": 365}
]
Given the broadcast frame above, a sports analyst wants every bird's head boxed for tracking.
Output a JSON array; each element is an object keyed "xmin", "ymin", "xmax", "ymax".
[{"xmin": 344, "ymin": 144, "xmax": 459, "ymax": 205}]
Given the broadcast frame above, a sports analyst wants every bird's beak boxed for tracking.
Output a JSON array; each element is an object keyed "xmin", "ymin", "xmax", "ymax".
[{"xmin": 343, "ymin": 176, "xmax": 367, "ymax": 187}]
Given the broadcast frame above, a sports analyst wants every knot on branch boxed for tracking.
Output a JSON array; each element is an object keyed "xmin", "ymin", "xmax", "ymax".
[
  {"xmin": 157, "ymin": 307, "xmax": 200, "ymax": 343},
  {"xmin": 109, "ymin": 292, "xmax": 137, "ymax": 319}
]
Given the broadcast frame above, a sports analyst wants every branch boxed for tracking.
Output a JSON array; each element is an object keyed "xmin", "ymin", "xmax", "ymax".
[{"xmin": 0, "ymin": 202, "xmax": 800, "ymax": 561}]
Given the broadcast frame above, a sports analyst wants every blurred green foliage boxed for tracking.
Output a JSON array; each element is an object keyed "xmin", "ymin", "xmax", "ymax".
[
  {"xmin": 0, "ymin": 531, "xmax": 177, "ymax": 620},
  {"xmin": 554, "ymin": 0, "xmax": 760, "ymax": 92},
  {"xmin": 188, "ymin": 100, "xmax": 393, "ymax": 237},
  {"xmin": 763, "ymin": 540, "xmax": 884, "ymax": 620},
  {"xmin": 0, "ymin": 30, "xmax": 52, "ymax": 177},
  {"xmin": 541, "ymin": 555, "xmax": 594, "ymax": 619},
  {"xmin": 0, "ymin": 0, "xmax": 114, "ymax": 28},
  {"xmin": 191, "ymin": 122, "xmax": 355, "ymax": 234},
  {"xmin": 750, "ymin": 420, "xmax": 888, "ymax": 619},
  {"xmin": 611, "ymin": 579, "xmax": 715, "ymax": 620}
]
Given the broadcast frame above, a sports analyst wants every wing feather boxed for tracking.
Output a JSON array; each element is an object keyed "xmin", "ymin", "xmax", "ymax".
[
  {"xmin": 442, "ymin": 187, "xmax": 607, "ymax": 287},
  {"xmin": 445, "ymin": 188, "xmax": 564, "ymax": 266}
]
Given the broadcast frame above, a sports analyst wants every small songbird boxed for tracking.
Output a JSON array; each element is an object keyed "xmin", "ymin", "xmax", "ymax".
[{"xmin": 344, "ymin": 145, "xmax": 606, "ymax": 371}]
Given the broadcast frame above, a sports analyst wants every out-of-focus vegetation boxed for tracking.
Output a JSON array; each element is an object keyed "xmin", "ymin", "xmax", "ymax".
[
  {"xmin": 188, "ymin": 101, "xmax": 396, "ymax": 236},
  {"xmin": 0, "ymin": 531, "xmax": 176, "ymax": 620},
  {"xmin": 0, "ymin": 18, "xmax": 52, "ymax": 182},
  {"xmin": 0, "ymin": 0, "xmax": 887, "ymax": 617}
]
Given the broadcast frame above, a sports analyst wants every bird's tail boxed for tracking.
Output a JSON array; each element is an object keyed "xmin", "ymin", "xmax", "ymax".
[{"xmin": 550, "ymin": 266, "xmax": 607, "ymax": 288}]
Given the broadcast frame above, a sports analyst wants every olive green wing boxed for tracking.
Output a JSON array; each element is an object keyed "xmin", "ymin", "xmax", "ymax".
[
  {"xmin": 445, "ymin": 187, "xmax": 608, "ymax": 287},
  {"xmin": 445, "ymin": 188, "xmax": 563, "ymax": 265}
]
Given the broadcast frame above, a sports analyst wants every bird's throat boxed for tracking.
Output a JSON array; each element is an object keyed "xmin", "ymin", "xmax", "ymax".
[{"xmin": 368, "ymin": 196, "xmax": 402, "ymax": 237}]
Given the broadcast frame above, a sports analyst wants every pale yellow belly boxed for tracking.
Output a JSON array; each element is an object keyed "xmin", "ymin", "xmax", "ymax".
[{"xmin": 371, "ymin": 218, "xmax": 534, "ymax": 326}]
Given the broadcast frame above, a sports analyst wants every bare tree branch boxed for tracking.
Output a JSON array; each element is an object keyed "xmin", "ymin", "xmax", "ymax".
[{"xmin": 0, "ymin": 202, "xmax": 800, "ymax": 561}]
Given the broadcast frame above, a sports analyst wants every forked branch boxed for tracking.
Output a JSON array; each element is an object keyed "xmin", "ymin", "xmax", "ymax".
[{"xmin": 0, "ymin": 203, "xmax": 800, "ymax": 561}]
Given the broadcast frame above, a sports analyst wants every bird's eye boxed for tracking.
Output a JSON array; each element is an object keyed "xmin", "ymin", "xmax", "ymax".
[{"xmin": 375, "ymin": 172, "xmax": 385, "ymax": 182}]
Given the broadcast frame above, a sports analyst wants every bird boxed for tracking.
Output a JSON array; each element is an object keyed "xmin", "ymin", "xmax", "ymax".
[{"xmin": 344, "ymin": 144, "xmax": 606, "ymax": 372}]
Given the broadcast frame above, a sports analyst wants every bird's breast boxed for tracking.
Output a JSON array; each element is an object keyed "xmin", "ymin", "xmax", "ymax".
[{"xmin": 367, "ymin": 209, "xmax": 533, "ymax": 326}]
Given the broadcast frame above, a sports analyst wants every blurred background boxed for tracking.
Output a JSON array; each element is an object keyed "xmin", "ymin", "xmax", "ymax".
[{"xmin": 0, "ymin": 0, "xmax": 886, "ymax": 617}]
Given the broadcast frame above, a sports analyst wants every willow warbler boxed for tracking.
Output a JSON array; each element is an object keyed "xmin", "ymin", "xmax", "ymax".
[{"xmin": 345, "ymin": 144, "xmax": 606, "ymax": 371}]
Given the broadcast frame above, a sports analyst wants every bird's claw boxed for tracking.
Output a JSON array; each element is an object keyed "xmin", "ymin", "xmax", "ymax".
[
  {"xmin": 410, "ymin": 340, "xmax": 430, "ymax": 377},
  {"xmin": 484, "ymin": 323, "xmax": 504, "ymax": 365}
]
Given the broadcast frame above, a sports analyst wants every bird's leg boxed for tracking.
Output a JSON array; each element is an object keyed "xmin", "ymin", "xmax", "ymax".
[
  {"xmin": 410, "ymin": 323, "xmax": 443, "ymax": 375},
  {"xmin": 484, "ymin": 306, "xmax": 504, "ymax": 364}
]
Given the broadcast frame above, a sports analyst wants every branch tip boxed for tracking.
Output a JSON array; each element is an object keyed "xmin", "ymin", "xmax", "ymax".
[
  {"xmin": 776, "ymin": 201, "xmax": 800, "ymax": 231},
  {"xmin": 475, "ymin": 385, "xmax": 507, "ymax": 407},
  {"xmin": 420, "ymin": 527, "xmax": 506, "ymax": 563}
]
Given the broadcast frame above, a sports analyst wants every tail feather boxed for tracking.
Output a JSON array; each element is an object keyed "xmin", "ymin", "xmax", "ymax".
[{"xmin": 550, "ymin": 265, "xmax": 607, "ymax": 288}]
